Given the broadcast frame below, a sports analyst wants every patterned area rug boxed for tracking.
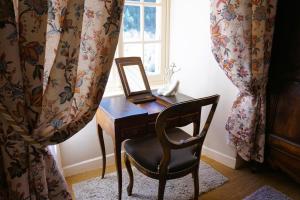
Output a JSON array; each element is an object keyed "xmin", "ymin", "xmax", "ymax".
[
  {"xmin": 243, "ymin": 185, "xmax": 292, "ymax": 200},
  {"xmin": 73, "ymin": 161, "xmax": 228, "ymax": 200}
]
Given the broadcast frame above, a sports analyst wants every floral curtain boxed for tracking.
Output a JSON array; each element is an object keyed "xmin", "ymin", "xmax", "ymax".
[
  {"xmin": 0, "ymin": 0, "xmax": 124, "ymax": 199},
  {"xmin": 210, "ymin": 0, "xmax": 277, "ymax": 162}
]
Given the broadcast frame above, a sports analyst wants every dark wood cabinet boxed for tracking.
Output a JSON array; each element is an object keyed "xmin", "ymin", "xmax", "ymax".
[{"xmin": 267, "ymin": 0, "xmax": 300, "ymax": 183}]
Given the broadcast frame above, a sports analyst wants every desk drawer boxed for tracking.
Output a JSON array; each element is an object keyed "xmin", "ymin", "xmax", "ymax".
[{"xmin": 121, "ymin": 125, "xmax": 147, "ymax": 139}]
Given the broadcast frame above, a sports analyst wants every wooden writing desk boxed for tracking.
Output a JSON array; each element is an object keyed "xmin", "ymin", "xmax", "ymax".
[{"xmin": 96, "ymin": 92, "xmax": 194, "ymax": 200}]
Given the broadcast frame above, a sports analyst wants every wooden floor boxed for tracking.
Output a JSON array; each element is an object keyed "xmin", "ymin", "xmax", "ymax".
[{"xmin": 66, "ymin": 156, "xmax": 300, "ymax": 200}]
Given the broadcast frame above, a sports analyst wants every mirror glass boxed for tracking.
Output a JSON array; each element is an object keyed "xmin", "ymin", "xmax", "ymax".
[{"xmin": 123, "ymin": 65, "xmax": 146, "ymax": 92}]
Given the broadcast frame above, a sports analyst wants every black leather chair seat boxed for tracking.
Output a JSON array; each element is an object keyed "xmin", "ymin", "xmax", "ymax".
[{"xmin": 124, "ymin": 128, "xmax": 198, "ymax": 173}]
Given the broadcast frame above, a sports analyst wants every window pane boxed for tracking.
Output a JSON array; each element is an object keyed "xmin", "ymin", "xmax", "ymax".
[
  {"xmin": 144, "ymin": 43, "xmax": 161, "ymax": 74},
  {"xmin": 144, "ymin": 6, "xmax": 161, "ymax": 40},
  {"xmin": 144, "ymin": 0, "xmax": 160, "ymax": 2},
  {"xmin": 123, "ymin": 5, "xmax": 141, "ymax": 41},
  {"xmin": 124, "ymin": 43, "xmax": 143, "ymax": 59}
]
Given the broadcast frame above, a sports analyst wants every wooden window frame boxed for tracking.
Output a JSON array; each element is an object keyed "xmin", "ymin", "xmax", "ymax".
[{"xmin": 105, "ymin": 0, "xmax": 170, "ymax": 96}]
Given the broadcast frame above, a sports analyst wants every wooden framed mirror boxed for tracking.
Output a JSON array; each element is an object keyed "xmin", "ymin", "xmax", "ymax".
[{"xmin": 115, "ymin": 57, "xmax": 156, "ymax": 104}]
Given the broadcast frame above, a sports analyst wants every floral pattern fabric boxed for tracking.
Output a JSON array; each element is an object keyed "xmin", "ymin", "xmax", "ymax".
[
  {"xmin": 0, "ymin": 0, "xmax": 124, "ymax": 199},
  {"xmin": 210, "ymin": 0, "xmax": 277, "ymax": 162}
]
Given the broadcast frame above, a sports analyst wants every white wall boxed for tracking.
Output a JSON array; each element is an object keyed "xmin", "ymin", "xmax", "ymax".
[
  {"xmin": 169, "ymin": 0, "xmax": 238, "ymax": 166},
  {"xmin": 60, "ymin": 0, "xmax": 240, "ymax": 177},
  {"xmin": 59, "ymin": 117, "xmax": 115, "ymax": 176}
]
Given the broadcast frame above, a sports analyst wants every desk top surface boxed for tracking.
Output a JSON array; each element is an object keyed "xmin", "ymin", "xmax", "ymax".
[{"xmin": 99, "ymin": 91, "xmax": 194, "ymax": 121}]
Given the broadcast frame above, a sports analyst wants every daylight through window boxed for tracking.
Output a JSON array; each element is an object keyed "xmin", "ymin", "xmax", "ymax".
[{"xmin": 105, "ymin": 0, "xmax": 168, "ymax": 94}]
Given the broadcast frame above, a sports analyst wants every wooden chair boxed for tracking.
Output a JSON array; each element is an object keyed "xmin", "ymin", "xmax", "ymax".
[{"xmin": 123, "ymin": 95, "xmax": 220, "ymax": 200}]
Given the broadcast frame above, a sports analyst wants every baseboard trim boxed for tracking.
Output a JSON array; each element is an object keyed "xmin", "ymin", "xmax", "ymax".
[
  {"xmin": 63, "ymin": 152, "xmax": 123, "ymax": 177},
  {"xmin": 64, "ymin": 147, "xmax": 237, "ymax": 176},
  {"xmin": 202, "ymin": 145, "xmax": 237, "ymax": 169}
]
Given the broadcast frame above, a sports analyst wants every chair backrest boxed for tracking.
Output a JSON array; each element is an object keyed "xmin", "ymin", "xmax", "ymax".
[{"xmin": 155, "ymin": 95, "xmax": 220, "ymax": 160}]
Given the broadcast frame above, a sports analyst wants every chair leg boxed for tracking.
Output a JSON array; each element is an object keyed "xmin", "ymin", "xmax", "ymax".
[
  {"xmin": 124, "ymin": 153, "xmax": 134, "ymax": 196},
  {"xmin": 158, "ymin": 176, "xmax": 167, "ymax": 200},
  {"xmin": 192, "ymin": 167, "xmax": 199, "ymax": 200}
]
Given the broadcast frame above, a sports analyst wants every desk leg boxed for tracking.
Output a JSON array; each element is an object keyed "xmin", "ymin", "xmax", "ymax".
[
  {"xmin": 97, "ymin": 124, "xmax": 106, "ymax": 179},
  {"xmin": 114, "ymin": 139, "xmax": 122, "ymax": 200}
]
